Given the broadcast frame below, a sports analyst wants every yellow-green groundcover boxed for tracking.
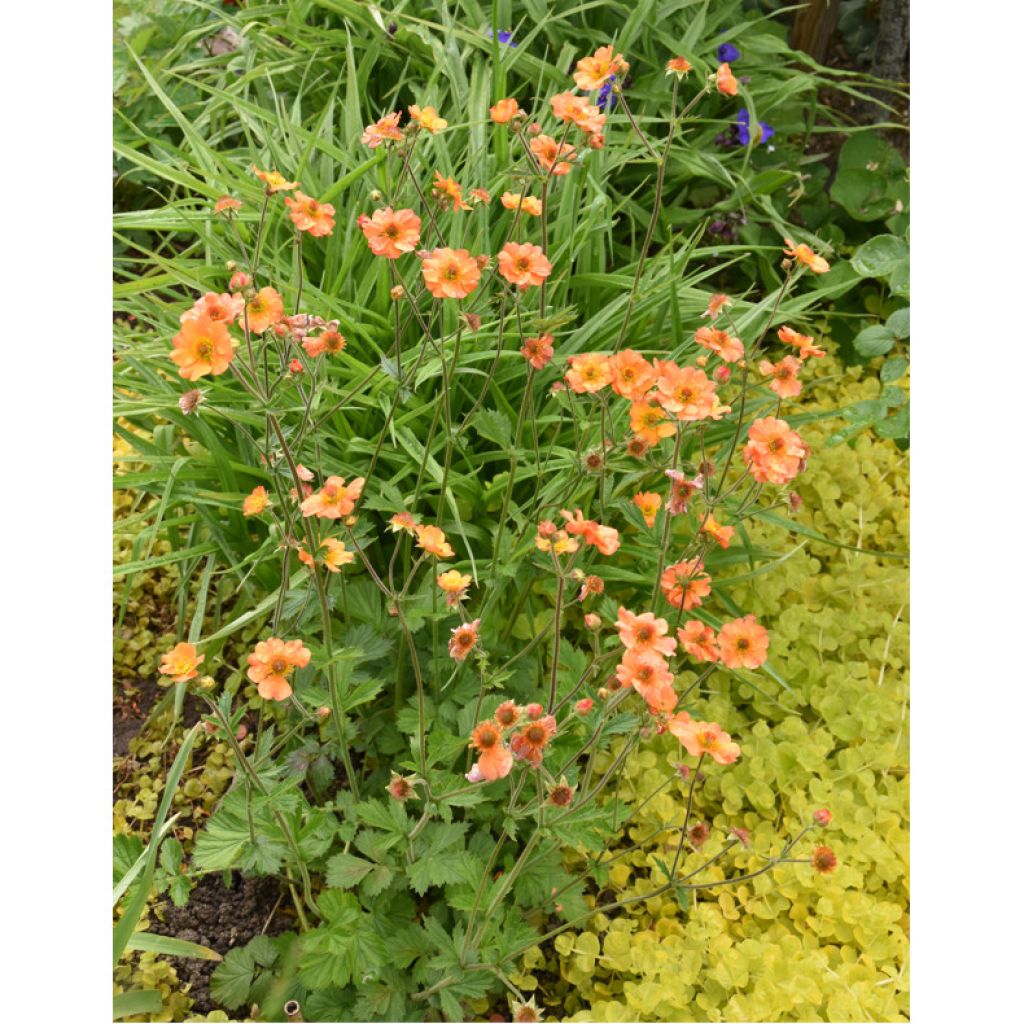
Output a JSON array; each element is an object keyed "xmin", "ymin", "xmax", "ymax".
[{"xmin": 115, "ymin": 356, "xmax": 908, "ymax": 1023}]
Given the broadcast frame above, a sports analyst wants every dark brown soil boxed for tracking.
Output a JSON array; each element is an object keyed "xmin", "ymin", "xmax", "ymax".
[
  {"xmin": 148, "ymin": 873, "xmax": 296, "ymax": 1016},
  {"xmin": 113, "ymin": 677, "xmax": 162, "ymax": 758}
]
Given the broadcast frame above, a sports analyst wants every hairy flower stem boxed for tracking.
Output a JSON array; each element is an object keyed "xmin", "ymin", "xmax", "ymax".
[
  {"xmin": 669, "ymin": 753, "xmax": 706, "ymax": 878},
  {"xmin": 650, "ymin": 429, "xmax": 685, "ymax": 604},
  {"xmin": 547, "ymin": 563, "xmax": 567, "ymax": 712},
  {"xmin": 490, "ymin": 365, "xmax": 535, "ymax": 577}
]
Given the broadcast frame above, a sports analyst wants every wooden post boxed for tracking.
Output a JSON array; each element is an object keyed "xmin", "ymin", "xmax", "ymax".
[{"xmin": 790, "ymin": 0, "xmax": 842, "ymax": 64}]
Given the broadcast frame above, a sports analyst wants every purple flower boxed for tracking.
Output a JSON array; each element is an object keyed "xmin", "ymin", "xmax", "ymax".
[
  {"xmin": 717, "ymin": 42, "xmax": 741, "ymax": 63},
  {"xmin": 597, "ymin": 75, "xmax": 617, "ymax": 112},
  {"xmin": 488, "ymin": 28, "xmax": 518, "ymax": 47},
  {"xmin": 736, "ymin": 108, "xmax": 774, "ymax": 146}
]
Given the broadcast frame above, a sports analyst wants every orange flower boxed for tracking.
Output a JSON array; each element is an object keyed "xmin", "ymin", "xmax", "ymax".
[
  {"xmin": 535, "ymin": 527, "xmax": 578, "ymax": 555},
  {"xmin": 242, "ymin": 486, "xmax": 270, "ymax": 516},
  {"xmin": 783, "ymin": 238, "xmax": 830, "ymax": 273},
  {"xmin": 500, "ymin": 192, "xmax": 543, "ymax": 216},
  {"xmin": 409, "ymin": 104, "xmax": 447, "ymax": 134},
  {"xmin": 214, "ymin": 196, "xmax": 242, "ymax": 214},
  {"xmin": 437, "ymin": 569, "xmax": 472, "ymax": 605},
  {"xmin": 716, "ymin": 63, "xmax": 739, "ymax": 97},
  {"xmin": 615, "ymin": 607, "xmax": 677, "ymax": 657},
  {"xmin": 699, "ymin": 512, "xmax": 735, "ymax": 549},
  {"xmin": 529, "ymin": 134, "xmax": 576, "ymax": 175},
  {"xmin": 811, "ymin": 845, "xmax": 838, "ymax": 874},
  {"xmin": 561, "ymin": 509, "xmax": 619, "ymax": 555},
  {"xmin": 759, "ymin": 355, "xmax": 804, "ymax": 398},
  {"xmin": 389, "ymin": 511, "xmax": 419, "ymax": 534},
  {"xmin": 494, "ymin": 700, "xmax": 522, "ymax": 730},
  {"xmin": 677, "ymin": 621, "xmax": 720, "ymax": 663},
  {"xmin": 629, "ymin": 401, "xmax": 677, "ymax": 446},
  {"xmin": 358, "ymin": 207, "xmax": 422, "ymax": 259},
  {"xmin": 320, "ymin": 538, "xmax": 355, "ymax": 573},
  {"xmin": 159, "ymin": 641, "xmax": 204, "ymax": 683},
  {"xmin": 654, "ymin": 361, "xmax": 730, "ymax": 421},
  {"xmin": 416, "ymin": 524, "xmax": 455, "ymax": 558},
  {"xmin": 244, "ymin": 287, "xmax": 285, "ymax": 334},
  {"xmin": 668, "ymin": 716, "xmax": 741, "ymax": 765},
  {"xmin": 777, "ymin": 325, "xmax": 826, "ymax": 359},
  {"xmin": 522, "ymin": 334, "xmax": 554, "ymax": 369},
  {"xmin": 303, "ymin": 328, "xmax": 347, "ymax": 358},
  {"xmin": 565, "ymin": 353, "xmax": 612, "ymax": 393},
  {"xmin": 717, "ymin": 614, "xmax": 770, "ymax": 669},
  {"xmin": 490, "ymin": 98, "xmax": 520, "ymax": 123},
  {"xmin": 251, "ymin": 166, "xmax": 299, "ymax": 192},
  {"xmin": 451, "ymin": 619, "xmax": 481, "ymax": 662},
  {"xmin": 574, "ymin": 45, "xmax": 629, "ymax": 91},
  {"xmin": 361, "ymin": 112, "xmax": 403, "ymax": 148},
  {"xmin": 510, "ymin": 715, "xmax": 558, "ymax": 766},
  {"xmin": 660, "ymin": 557, "xmax": 711, "ymax": 610},
  {"xmin": 666, "ymin": 56, "xmax": 693, "ymax": 78},
  {"xmin": 615, "ymin": 649, "xmax": 674, "ymax": 704},
  {"xmin": 550, "ymin": 91, "xmax": 605, "ymax": 134},
  {"xmin": 695, "ymin": 326, "xmax": 744, "ymax": 363},
  {"xmin": 633, "ymin": 491, "xmax": 662, "ymax": 528},
  {"xmin": 181, "ymin": 291, "xmax": 245, "ymax": 327},
  {"xmin": 498, "ymin": 242, "xmax": 552, "ymax": 290},
  {"xmin": 247, "ymin": 637, "xmax": 311, "ymax": 701},
  {"xmin": 300, "ymin": 476, "xmax": 365, "ymax": 519},
  {"xmin": 743, "ymin": 416, "xmax": 809, "ymax": 485},
  {"xmin": 702, "ymin": 293, "xmax": 732, "ymax": 320},
  {"xmin": 421, "ymin": 247, "xmax": 481, "ymax": 299},
  {"xmin": 171, "ymin": 314, "xmax": 235, "ymax": 380},
  {"xmin": 470, "ymin": 188, "xmax": 491, "ymax": 204},
  {"xmin": 665, "ymin": 469, "xmax": 703, "ymax": 515},
  {"xmin": 467, "ymin": 717, "xmax": 512, "ymax": 780},
  {"xmin": 284, "ymin": 192, "xmax": 335, "ymax": 237},
  {"xmin": 609, "ymin": 349, "xmax": 657, "ymax": 401},
  {"xmin": 431, "ymin": 171, "xmax": 471, "ymax": 211},
  {"xmin": 297, "ymin": 544, "xmax": 314, "ymax": 570}
]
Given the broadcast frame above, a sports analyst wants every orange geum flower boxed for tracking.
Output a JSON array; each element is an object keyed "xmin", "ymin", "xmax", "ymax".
[
  {"xmin": 300, "ymin": 475, "xmax": 365, "ymax": 519},
  {"xmin": 389, "ymin": 511, "xmax": 419, "ymax": 534},
  {"xmin": 561, "ymin": 509, "xmax": 620, "ymax": 555},
  {"xmin": 716, "ymin": 63, "xmax": 739, "ymax": 97},
  {"xmin": 644, "ymin": 680, "xmax": 680, "ymax": 714},
  {"xmin": 451, "ymin": 619, "xmax": 482, "ymax": 662},
  {"xmin": 565, "ymin": 353, "xmax": 612, "ymax": 393},
  {"xmin": 574, "ymin": 45, "xmax": 629, "ymax": 91},
  {"xmin": 550, "ymin": 91, "xmax": 605, "ymax": 134},
  {"xmin": 609, "ymin": 349, "xmax": 657, "ymax": 401},
  {"xmin": 498, "ymin": 242, "xmax": 552, "ymax": 290},
  {"xmin": 717, "ymin": 614, "xmax": 770, "ymax": 669},
  {"xmin": 470, "ymin": 188, "xmax": 491, "ymax": 204},
  {"xmin": 320, "ymin": 537, "xmax": 355, "ymax": 573},
  {"xmin": 431, "ymin": 171, "xmax": 470, "ymax": 211},
  {"xmin": 244, "ymin": 287, "xmax": 285, "ymax": 334},
  {"xmin": 665, "ymin": 469, "xmax": 703, "ymax": 515},
  {"xmin": 743, "ymin": 416, "xmax": 810, "ymax": 485},
  {"xmin": 421, "ymin": 247, "xmax": 481, "ymax": 299},
  {"xmin": 811, "ymin": 845, "xmax": 838, "ymax": 874},
  {"xmin": 695, "ymin": 326, "xmax": 744, "ymax": 363},
  {"xmin": 633, "ymin": 491, "xmax": 663, "ymax": 528},
  {"xmin": 699, "ymin": 512, "xmax": 735, "ymax": 550},
  {"xmin": 777, "ymin": 325, "xmax": 826, "ymax": 359},
  {"xmin": 490, "ymin": 97, "xmax": 520, "ymax": 123},
  {"xmin": 242, "ymin": 486, "xmax": 270, "ymax": 517},
  {"xmin": 783, "ymin": 237, "xmax": 830, "ymax": 273},
  {"xmin": 159, "ymin": 641, "xmax": 204, "ymax": 683},
  {"xmin": 535, "ymin": 528, "xmax": 578, "ymax": 555},
  {"xmin": 361, "ymin": 112, "xmax": 403, "ymax": 148},
  {"xmin": 668, "ymin": 716, "xmax": 741, "ymax": 765},
  {"xmin": 615, "ymin": 607, "xmax": 677, "ymax": 657},
  {"xmin": 615, "ymin": 649, "xmax": 674, "ymax": 704},
  {"xmin": 251, "ymin": 166, "xmax": 299, "ymax": 192},
  {"xmin": 677, "ymin": 621, "xmax": 721, "ymax": 663},
  {"xmin": 170, "ymin": 314, "xmax": 235, "ymax": 380},
  {"xmin": 494, "ymin": 700, "xmax": 522, "ymax": 730},
  {"xmin": 666, "ymin": 56, "xmax": 693, "ymax": 78},
  {"xmin": 759, "ymin": 355, "xmax": 804, "ymax": 398},
  {"xmin": 467, "ymin": 717, "xmax": 512, "ymax": 780},
  {"xmin": 214, "ymin": 196, "xmax": 242, "ymax": 214},
  {"xmin": 529, "ymin": 134, "xmax": 576, "ymax": 175},
  {"xmin": 303, "ymin": 328, "xmax": 346, "ymax": 358},
  {"xmin": 181, "ymin": 291, "xmax": 245, "ymax": 326},
  {"xmin": 660, "ymin": 557, "xmax": 712, "ymax": 610},
  {"xmin": 409, "ymin": 104, "xmax": 447, "ymax": 134},
  {"xmin": 501, "ymin": 191, "xmax": 543, "ymax": 216},
  {"xmin": 702, "ymin": 293, "xmax": 732, "ymax": 320},
  {"xmin": 437, "ymin": 569, "xmax": 472, "ymax": 605},
  {"xmin": 653, "ymin": 361, "xmax": 729, "ymax": 422},
  {"xmin": 246, "ymin": 637, "xmax": 311, "ymax": 702},
  {"xmin": 358, "ymin": 207, "xmax": 422, "ymax": 259},
  {"xmin": 416, "ymin": 524, "xmax": 455, "ymax": 558},
  {"xmin": 284, "ymin": 191, "xmax": 335, "ymax": 237},
  {"xmin": 509, "ymin": 715, "xmax": 558, "ymax": 767},
  {"xmin": 630, "ymin": 400, "xmax": 677, "ymax": 446},
  {"xmin": 521, "ymin": 334, "xmax": 554, "ymax": 370}
]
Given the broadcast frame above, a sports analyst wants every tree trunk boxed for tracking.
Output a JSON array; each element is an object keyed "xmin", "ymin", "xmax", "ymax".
[
  {"xmin": 870, "ymin": 0, "xmax": 910, "ymax": 84},
  {"xmin": 790, "ymin": 0, "xmax": 841, "ymax": 64}
]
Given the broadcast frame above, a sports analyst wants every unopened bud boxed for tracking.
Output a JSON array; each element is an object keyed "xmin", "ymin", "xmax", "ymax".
[
  {"xmin": 712, "ymin": 365, "xmax": 731, "ymax": 384},
  {"xmin": 229, "ymin": 271, "xmax": 251, "ymax": 291},
  {"xmin": 369, "ymin": 189, "xmax": 384, "ymax": 202},
  {"xmin": 463, "ymin": 313, "xmax": 482, "ymax": 331},
  {"xmin": 225, "ymin": 260, "xmax": 237, "ymax": 271},
  {"xmin": 597, "ymin": 687, "xmax": 609, "ymax": 700},
  {"xmin": 584, "ymin": 613, "xmax": 601, "ymax": 631},
  {"xmin": 812, "ymin": 808, "xmax": 832, "ymax": 826},
  {"xmin": 788, "ymin": 492, "xmax": 803, "ymax": 513},
  {"xmin": 525, "ymin": 702, "xmax": 544, "ymax": 720},
  {"xmin": 527, "ymin": 123, "xmax": 542, "ymax": 136},
  {"xmin": 289, "ymin": 358, "xmax": 303, "ymax": 374},
  {"xmin": 236, "ymin": 723, "xmax": 248, "ymax": 741},
  {"xmin": 316, "ymin": 706, "xmax": 331, "ymax": 719},
  {"xmin": 575, "ymin": 698, "xmax": 594, "ymax": 716},
  {"xmin": 695, "ymin": 354, "xmax": 708, "ymax": 367},
  {"xmin": 588, "ymin": 132, "xmax": 606, "ymax": 150},
  {"xmin": 390, "ymin": 285, "xmax": 405, "ymax": 301}
]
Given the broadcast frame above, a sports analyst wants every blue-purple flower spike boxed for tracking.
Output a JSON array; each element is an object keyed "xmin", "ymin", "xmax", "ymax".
[{"xmin": 717, "ymin": 42, "xmax": 741, "ymax": 63}]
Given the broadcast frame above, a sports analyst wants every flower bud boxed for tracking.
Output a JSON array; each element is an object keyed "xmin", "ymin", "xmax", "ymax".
[
  {"xmin": 788, "ymin": 492, "xmax": 803, "ymax": 513},
  {"xmin": 289, "ymin": 358, "xmax": 303, "ymax": 374},
  {"xmin": 695, "ymin": 354, "xmax": 708, "ymax": 367},
  {"xmin": 390, "ymin": 285, "xmax": 405, "ymax": 301},
  {"xmin": 525, "ymin": 702, "xmax": 544, "ymax": 720},
  {"xmin": 712, "ymin": 365, "xmax": 731, "ymax": 384},
  {"xmin": 588, "ymin": 132, "xmax": 606, "ymax": 150},
  {"xmin": 463, "ymin": 312, "xmax": 482, "ymax": 331},
  {"xmin": 229, "ymin": 271, "xmax": 251, "ymax": 291},
  {"xmin": 316, "ymin": 706, "xmax": 331, "ymax": 719},
  {"xmin": 575, "ymin": 698, "xmax": 594, "ymax": 716},
  {"xmin": 812, "ymin": 807, "xmax": 832, "ymax": 826},
  {"xmin": 584, "ymin": 613, "xmax": 601, "ymax": 631},
  {"xmin": 597, "ymin": 687, "xmax": 609, "ymax": 700},
  {"xmin": 369, "ymin": 189, "xmax": 384, "ymax": 202},
  {"xmin": 527, "ymin": 123, "xmax": 542, "ymax": 136}
]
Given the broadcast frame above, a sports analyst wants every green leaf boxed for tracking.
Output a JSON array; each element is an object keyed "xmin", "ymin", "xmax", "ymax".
[
  {"xmin": 126, "ymin": 932, "xmax": 222, "ymax": 961},
  {"xmin": 851, "ymin": 235, "xmax": 909, "ymax": 279},
  {"xmin": 474, "ymin": 409, "xmax": 512, "ymax": 449},
  {"xmin": 885, "ymin": 307, "xmax": 910, "ymax": 339},
  {"xmin": 326, "ymin": 851, "xmax": 375, "ymax": 889},
  {"xmin": 853, "ymin": 325, "xmax": 896, "ymax": 358},
  {"xmin": 875, "ymin": 406, "xmax": 910, "ymax": 439},
  {"xmin": 210, "ymin": 946, "xmax": 256, "ymax": 1010},
  {"xmin": 113, "ymin": 990, "xmax": 162, "ymax": 1019},
  {"xmin": 880, "ymin": 356, "xmax": 909, "ymax": 383}
]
